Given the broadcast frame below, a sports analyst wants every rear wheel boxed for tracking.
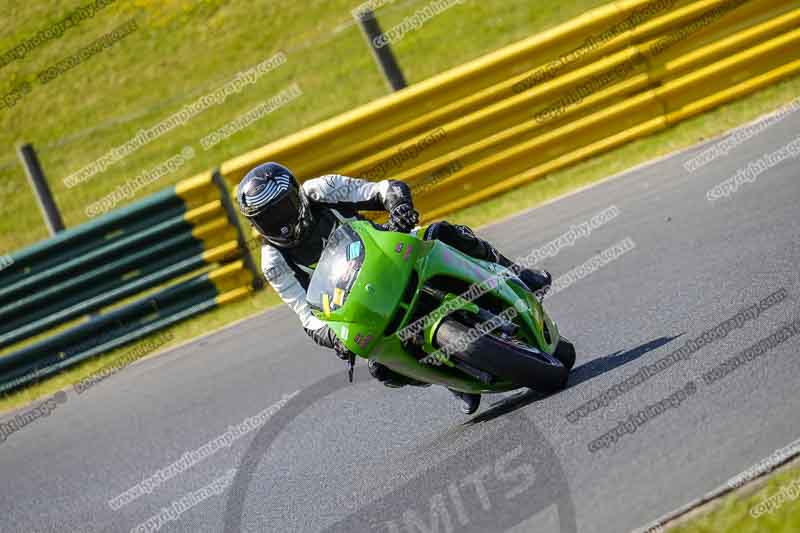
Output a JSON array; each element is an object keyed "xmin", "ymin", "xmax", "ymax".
[{"xmin": 434, "ymin": 316, "xmax": 568, "ymax": 392}]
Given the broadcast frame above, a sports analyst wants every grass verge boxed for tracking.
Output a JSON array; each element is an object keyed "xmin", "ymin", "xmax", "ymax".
[{"xmin": 666, "ymin": 461, "xmax": 800, "ymax": 532}]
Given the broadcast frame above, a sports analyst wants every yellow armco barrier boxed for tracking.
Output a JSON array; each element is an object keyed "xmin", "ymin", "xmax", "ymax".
[
  {"xmin": 203, "ymin": 241, "xmax": 243, "ymax": 264},
  {"xmin": 214, "ymin": 0, "xmax": 798, "ymax": 224},
  {"xmin": 192, "ymin": 216, "xmax": 238, "ymax": 249},
  {"xmin": 215, "ymin": 286, "xmax": 254, "ymax": 306},
  {"xmin": 424, "ymin": 58, "xmax": 800, "ymax": 220},
  {"xmin": 173, "ymin": 171, "xmax": 261, "ymax": 297},
  {"xmin": 175, "ymin": 171, "xmax": 221, "ymax": 209},
  {"xmin": 208, "ymin": 260, "xmax": 255, "ymax": 295},
  {"xmin": 184, "ymin": 200, "xmax": 224, "ymax": 225}
]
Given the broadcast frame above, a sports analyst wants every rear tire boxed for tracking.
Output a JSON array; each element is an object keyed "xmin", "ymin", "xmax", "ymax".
[{"xmin": 434, "ymin": 317, "xmax": 568, "ymax": 392}]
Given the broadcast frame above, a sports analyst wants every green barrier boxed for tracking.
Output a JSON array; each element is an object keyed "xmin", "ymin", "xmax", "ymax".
[
  {"xmin": 0, "ymin": 169, "xmax": 258, "ymax": 393},
  {"xmin": 0, "ymin": 247, "xmax": 206, "ymax": 347},
  {"xmin": 0, "ymin": 271, "xmax": 222, "ymax": 393},
  {"xmin": 0, "ymin": 233, "xmax": 204, "ymax": 327},
  {"xmin": 0, "ymin": 189, "xmax": 186, "ymax": 288},
  {"xmin": 0, "ymin": 204, "xmax": 200, "ymax": 304}
]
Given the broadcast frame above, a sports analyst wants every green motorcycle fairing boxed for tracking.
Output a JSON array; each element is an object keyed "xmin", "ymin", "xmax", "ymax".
[{"xmin": 306, "ymin": 221, "xmax": 560, "ymax": 394}]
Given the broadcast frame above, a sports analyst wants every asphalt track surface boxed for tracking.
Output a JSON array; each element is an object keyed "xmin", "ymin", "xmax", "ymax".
[{"xmin": 1, "ymin": 110, "xmax": 799, "ymax": 533}]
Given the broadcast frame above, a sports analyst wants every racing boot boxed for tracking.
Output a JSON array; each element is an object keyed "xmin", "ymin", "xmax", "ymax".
[
  {"xmin": 369, "ymin": 360, "xmax": 429, "ymax": 388},
  {"xmin": 485, "ymin": 245, "xmax": 552, "ymax": 297},
  {"xmin": 449, "ymin": 389, "xmax": 481, "ymax": 415}
]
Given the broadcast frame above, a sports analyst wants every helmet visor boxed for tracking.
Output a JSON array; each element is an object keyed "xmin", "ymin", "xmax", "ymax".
[{"xmin": 249, "ymin": 190, "xmax": 302, "ymax": 242}]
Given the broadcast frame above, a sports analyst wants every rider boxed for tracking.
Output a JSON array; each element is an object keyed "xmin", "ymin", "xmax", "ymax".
[{"xmin": 236, "ymin": 162, "xmax": 551, "ymax": 414}]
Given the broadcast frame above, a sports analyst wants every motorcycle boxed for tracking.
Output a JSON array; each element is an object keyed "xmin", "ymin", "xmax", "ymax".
[{"xmin": 306, "ymin": 220, "xmax": 575, "ymax": 394}]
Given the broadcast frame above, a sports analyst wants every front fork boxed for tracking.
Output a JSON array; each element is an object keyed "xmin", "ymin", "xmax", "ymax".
[{"xmin": 347, "ymin": 352, "xmax": 356, "ymax": 382}]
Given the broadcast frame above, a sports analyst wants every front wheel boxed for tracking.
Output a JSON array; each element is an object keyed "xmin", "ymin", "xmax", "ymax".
[
  {"xmin": 434, "ymin": 317, "xmax": 569, "ymax": 392},
  {"xmin": 554, "ymin": 338, "xmax": 576, "ymax": 371}
]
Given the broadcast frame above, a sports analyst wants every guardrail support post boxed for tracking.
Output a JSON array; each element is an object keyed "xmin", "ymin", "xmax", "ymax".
[
  {"xmin": 355, "ymin": 8, "xmax": 407, "ymax": 91},
  {"xmin": 17, "ymin": 143, "xmax": 64, "ymax": 236},
  {"xmin": 212, "ymin": 169, "xmax": 263, "ymax": 290}
]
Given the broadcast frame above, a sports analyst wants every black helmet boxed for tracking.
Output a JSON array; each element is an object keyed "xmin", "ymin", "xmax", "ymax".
[{"xmin": 236, "ymin": 162, "xmax": 312, "ymax": 247}]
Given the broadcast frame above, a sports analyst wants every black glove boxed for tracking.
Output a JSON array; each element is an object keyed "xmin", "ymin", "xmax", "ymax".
[
  {"xmin": 305, "ymin": 325, "xmax": 353, "ymax": 360},
  {"xmin": 388, "ymin": 203, "xmax": 419, "ymax": 233},
  {"xmin": 332, "ymin": 338, "xmax": 353, "ymax": 360}
]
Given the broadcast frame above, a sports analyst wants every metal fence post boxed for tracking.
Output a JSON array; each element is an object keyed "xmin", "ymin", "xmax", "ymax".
[
  {"xmin": 355, "ymin": 8, "xmax": 407, "ymax": 91},
  {"xmin": 211, "ymin": 169, "xmax": 263, "ymax": 290},
  {"xmin": 17, "ymin": 143, "xmax": 64, "ymax": 235}
]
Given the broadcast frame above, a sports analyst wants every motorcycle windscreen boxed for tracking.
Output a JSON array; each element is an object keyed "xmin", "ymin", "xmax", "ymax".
[{"xmin": 307, "ymin": 225, "xmax": 365, "ymax": 315}]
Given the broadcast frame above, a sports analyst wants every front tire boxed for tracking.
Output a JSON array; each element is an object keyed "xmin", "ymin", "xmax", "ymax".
[
  {"xmin": 434, "ymin": 317, "xmax": 568, "ymax": 392},
  {"xmin": 554, "ymin": 338, "xmax": 576, "ymax": 371}
]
